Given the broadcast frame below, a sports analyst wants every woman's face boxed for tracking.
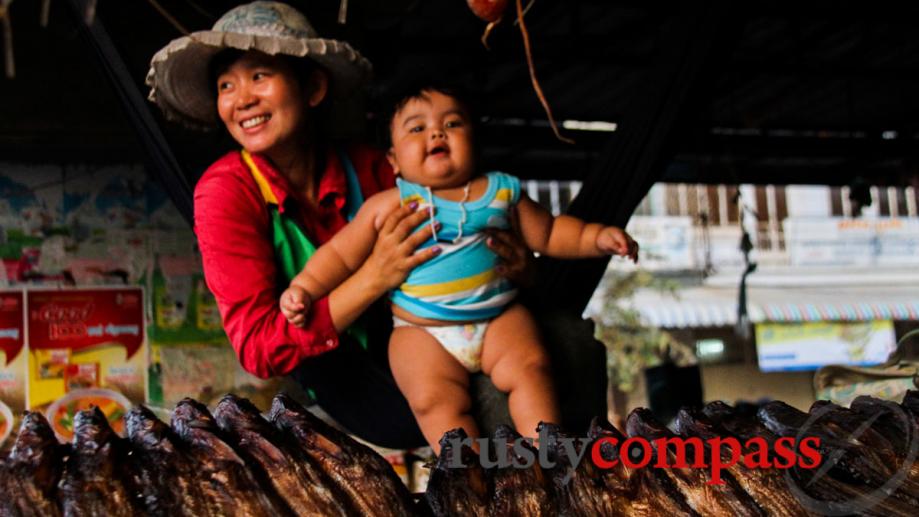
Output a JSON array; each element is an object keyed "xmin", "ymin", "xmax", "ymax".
[{"xmin": 216, "ymin": 51, "xmax": 325, "ymax": 158}]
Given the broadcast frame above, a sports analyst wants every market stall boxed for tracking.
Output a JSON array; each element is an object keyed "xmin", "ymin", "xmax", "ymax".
[
  {"xmin": 3, "ymin": 385, "xmax": 919, "ymax": 515},
  {"xmin": 4, "ymin": 0, "xmax": 919, "ymax": 515}
]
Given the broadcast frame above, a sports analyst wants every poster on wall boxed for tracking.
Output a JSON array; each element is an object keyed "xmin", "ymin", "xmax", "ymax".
[
  {"xmin": 146, "ymin": 255, "xmax": 280, "ymax": 411},
  {"xmin": 0, "ymin": 165, "xmax": 64, "ymax": 285},
  {"xmin": 0, "ymin": 290, "xmax": 25, "ymax": 448},
  {"xmin": 621, "ymin": 216, "xmax": 694, "ymax": 270},
  {"xmin": 27, "ymin": 287, "xmax": 146, "ymax": 440},
  {"xmin": 147, "ymin": 255, "xmax": 236, "ymax": 408},
  {"xmin": 784, "ymin": 217, "xmax": 919, "ymax": 267},
  {"xmin": 756, "ymin": 320, "xmax": 897, "ymax": 372}
]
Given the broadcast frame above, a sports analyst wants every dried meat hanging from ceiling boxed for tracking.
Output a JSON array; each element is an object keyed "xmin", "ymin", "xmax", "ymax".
[{"xmin": 467, "ymin": 0, "xmax": 574, "ymax": 144}]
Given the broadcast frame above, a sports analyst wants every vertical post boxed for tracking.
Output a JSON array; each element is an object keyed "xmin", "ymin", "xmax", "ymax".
[
  {"xmin": 740, "ymin": 184, "xmax": 758, "ymax": 250},
  {"xmin": 906, "ymin": 186, "xmax": 917, "ymax": 217},
  {"xmin": 549, "ymin": 180, "xmax": 561, "ymax": 216},
  {"xmin": 870, "ymin": 186, "xmax": 880, "ymax": 217},
  {"xmin": 697, "ymin": 183, "xmax": 709, "ymax": 218},
  {"xmin": 678, "ymin": 183, "xmax": 690, "ymax": 216},
  {"xmin": 526, "ymin": 179, "xmax": 539, "ymax": 204},
  {"xmin": 40, "ymin": 0, "xmax": 51, "ymax": 27},
  {"xmin": 888, "ymin": 186, "xmax": 899, "ymax": 217},
  {"xmin": 646, "ymin": 184, "xmax": 665, "ymax": 216},
  {"xmin": 569, "ymin": 180, "xmax": 581, "ymax": 203},
  {"xmin": 1, "ymin": 0, "xmax": 14, "ymax": 78},
  {"xmin": 842, "ymin": 185, "xmax": 852, "ymax": 217},
  {"xmin": 766, "ymin": 184, "xmax": 779, "ymax": 251}
]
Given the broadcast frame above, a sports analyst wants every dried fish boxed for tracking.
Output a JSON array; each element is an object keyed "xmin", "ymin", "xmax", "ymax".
[
  {"xmin": 214, "ymin": 394, "xmax": 349, "ymax": 516},
  {"xmin": 901, "ymin": 390, "xmax": 919, "ymax": 423},
  {"xmin": 268, "ymin": 393, "xmax": 417, "ymax": 517},
  {"xmin": 2, "ymin": 412, "xmax": 64, "ymax": 517},
  {"xmin": 124, "ymin": 405, "xmax": 211, "ymax": 516},
  {"xmin": 425, "ymin": 428, "xmax": 490, "ymax": 517},
  {"xmin": 850, "ymin": 395, "xmax": 919, "ymax": 459},
  {"xmin": 810, "ymin": 399, "xmax": 919, "ymax": 487},
  {"xmin": 627, "ymin": 408, "xmax": 765, "ymax": 517},
  {"xmin": 674, "ymin": 407, "xmax": 810, "ymax": 517},
  {"xmin": 586, "ymin": 417, "xmax": 697, "ymax": 517},
  {"xmin": 487, "ymin": 425, "xmax": 555, "ymax": 516},
  {"xmin": 170, "ymin": 398, "xmax": 287, "ymax": 517},
  {"xmin": 759, "ymin": 400, "xmax": 919, "ymax": 505},
  {"xmin": 58, "ymin": 407, "xmax": 140, "ymax": 517},
  {"xmin": 4, "ymin": 391, "xmax": 918, "ymax": 517},
  {"xmin": 541, "ymin": 421, "xmax": 628, "ymax": 516},
  {"xmin": 706, "ymin": 401, "xmax": 915, "ymax": 517}
]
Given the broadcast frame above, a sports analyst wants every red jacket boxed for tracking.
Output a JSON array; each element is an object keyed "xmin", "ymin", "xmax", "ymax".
[{"xmin": 194, "ymin": 145, "xmax": 394, "ymax": 378}]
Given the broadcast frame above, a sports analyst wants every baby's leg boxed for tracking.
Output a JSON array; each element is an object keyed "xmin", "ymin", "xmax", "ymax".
[
  {"xmin": 389, "ymin": 326, "xmax": 478, "ymax": 453},
  {"xmin": 481, "ymin": 303, "xmax": 559, "ymax": 440}
]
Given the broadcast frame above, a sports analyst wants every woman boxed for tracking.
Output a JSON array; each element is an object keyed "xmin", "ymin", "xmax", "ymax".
[{"xmin": 146, "ymin": 1, "xmax": 528, "ymax": 448}]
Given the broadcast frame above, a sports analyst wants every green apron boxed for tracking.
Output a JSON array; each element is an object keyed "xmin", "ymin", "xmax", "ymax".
[{"xmin": 242, "ymin": 148, "xmax": 369, "ymax": 349}]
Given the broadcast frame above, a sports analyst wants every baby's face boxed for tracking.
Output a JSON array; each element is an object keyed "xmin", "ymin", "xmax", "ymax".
[{"xmin": 387, "ymin": 91, "xmax": 475, "ymax": 189}]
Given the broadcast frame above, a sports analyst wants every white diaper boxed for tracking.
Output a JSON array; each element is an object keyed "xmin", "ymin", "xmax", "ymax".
[{"xmin": 392, "ymin": 316, "xmax": 489, "ymax": 372}]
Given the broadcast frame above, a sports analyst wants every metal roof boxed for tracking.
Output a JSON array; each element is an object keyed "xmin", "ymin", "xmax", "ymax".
[{"xmin": 596, "ymin": 283, "xmax": 919, "ymax": 328}]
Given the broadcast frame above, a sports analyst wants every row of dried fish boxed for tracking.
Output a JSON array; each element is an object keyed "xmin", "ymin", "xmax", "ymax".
[
  {"xmin": 426, "ymin": 391, "xmax": 919, "ymax": 516},
  {"xmin": 0, "ymin": 393, "xmax": 417, "ymax": 516},
  {"xmin": 3, "ymin": 390, "xmax": 919, "ymax": 516}
]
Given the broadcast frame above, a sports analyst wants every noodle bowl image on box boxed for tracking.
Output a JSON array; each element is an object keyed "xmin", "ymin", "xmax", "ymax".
[
  {"xmin": 26, "ymin": 288, "xmax": 146, "ymax": 423},
  {"xmin": 45, "ymin": 388, "xmax": 131, "ymax": 441},
  {"xmin": 0, "ymin": 399, "xmax": 13, "ymax": 449}
]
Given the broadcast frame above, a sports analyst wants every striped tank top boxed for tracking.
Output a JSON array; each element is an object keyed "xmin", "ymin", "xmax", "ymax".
[{"xmin": 390, "ymin": 172, "xmax": 521, "ymax": 321}]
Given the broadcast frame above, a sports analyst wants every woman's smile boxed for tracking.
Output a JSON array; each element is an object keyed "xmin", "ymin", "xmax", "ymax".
[
  {"xmin": 216, "ymin": 52, "xmax": 308, "ymax": 159},
  {"xmin": 240, "ymin": 114, "xmax": 272, "ymax": 130}
]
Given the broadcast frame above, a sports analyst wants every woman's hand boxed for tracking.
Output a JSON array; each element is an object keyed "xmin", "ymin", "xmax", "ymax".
[
  {"xmin": 360, "ymin": 201, "xmax": 442, "ymax": 294},
  {"xmin": 485, "ymin": 209, "xmax": 536, "ymax": 288}
]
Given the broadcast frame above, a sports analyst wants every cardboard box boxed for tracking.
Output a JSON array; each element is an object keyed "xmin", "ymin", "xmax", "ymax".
[
  {"xmin": 27, "ymin": 287, "xmax": 146, "ymax": 440},
  {"xmin": 0, "ymin": 289, "xmax": 26, "ymax": 449}
]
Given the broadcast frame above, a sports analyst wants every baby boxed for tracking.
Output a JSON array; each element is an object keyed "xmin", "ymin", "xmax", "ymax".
[{"xmin": 280, "ymin": 84, "xmax": 638, "ymax": 451}]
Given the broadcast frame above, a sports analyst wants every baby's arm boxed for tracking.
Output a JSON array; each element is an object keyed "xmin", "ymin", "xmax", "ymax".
[
  {"xmin": 515, "ymin": 196, "xmax": 638, "ymax": 261},
  {"xmin": 280, "ymin": 190, "xmax": 399, "ymax": 326}
]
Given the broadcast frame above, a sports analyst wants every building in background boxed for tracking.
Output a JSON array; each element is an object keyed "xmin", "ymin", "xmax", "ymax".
[{"xmin": 527, "ymin": 179, "xmax": 919, "ymax": 411}]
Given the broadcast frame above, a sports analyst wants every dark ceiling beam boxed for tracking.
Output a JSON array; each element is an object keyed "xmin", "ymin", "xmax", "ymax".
[
  {"xmin": 479, "ymin": 120, "xmax": 919, "ymax": 182},
  {"xmin": 681, "ymin": 131, "xmax": 919, "ymax": 157},
  {"xmin": 388, "ymin": 41, "xmax": 653, "ymax": 68},
  {"xmin": 0, "ymin": 131, "xmax": 140, "ymax": 163},
  {"xmin": 481, "ymin": 123, "xmax": 919, "ymax": 159},
  {"xmin": 535, "ymin": 0, "xmax": 744, "ymax": 314},
  {"xmin": 65, "ymin": 0, "xmax": 194, "ymax": 226},
  {"xmin": 664, "ymin": 157, "xmax": 916, "ymax": 187},
  {"xmin": 724, "ymin": 62, "xmax": 919, "ymax": 82},
  {"xmin": 739, "ymin": 2, "xmax": 919, "ymax": 20}
]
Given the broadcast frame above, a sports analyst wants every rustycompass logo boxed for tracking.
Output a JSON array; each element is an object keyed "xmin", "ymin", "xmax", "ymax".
[
  {"xmin": 429, "ymin": 398, "xmax": 919, "ymax": 517},
  {"xmin": 589, "ymin": 431, "xmax": 821, "ymax": 485},
  {"xmin": 445, "ymin": 422, "xmax": 823, "ymax": 486}
]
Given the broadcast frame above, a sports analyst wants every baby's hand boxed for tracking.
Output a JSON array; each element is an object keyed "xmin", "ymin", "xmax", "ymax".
[
  {"xmin": 596, "ymin": 226, "xmax": 639, "ymax": 263},
  {"xmin": 280, "ymin": 285, "xmax": 312, "ymax": 328}
]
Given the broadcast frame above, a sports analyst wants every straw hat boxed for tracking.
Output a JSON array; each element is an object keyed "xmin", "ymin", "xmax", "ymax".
[{"xmin": 146, "ymin": 1, "xmax": 372, "ymax": 129}]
